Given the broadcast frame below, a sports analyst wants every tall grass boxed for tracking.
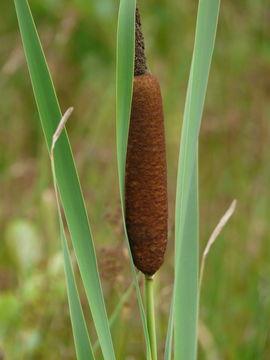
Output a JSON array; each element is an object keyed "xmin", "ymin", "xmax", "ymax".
[{"xmin": 14, "ymin": 0, "xmax": 221, "ymax": 359}]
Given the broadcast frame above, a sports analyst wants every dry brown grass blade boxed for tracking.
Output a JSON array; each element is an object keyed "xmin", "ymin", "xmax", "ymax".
[
  {"xmin": 51, "ymin": 106, "xmax": 74, "ymax": 153},
  {"xmin": 199, "ymin": 200, "xmax": 237, "ymax": 288}
]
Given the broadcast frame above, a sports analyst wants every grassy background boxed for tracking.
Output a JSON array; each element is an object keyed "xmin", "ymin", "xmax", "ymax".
[{"xmin": 1, "ymin": 0, "xmax": 270, "ymax": 359}]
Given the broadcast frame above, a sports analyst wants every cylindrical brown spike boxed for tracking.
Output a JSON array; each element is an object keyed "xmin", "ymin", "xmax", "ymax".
[{"xmin": 125, "ymin": 73, "xmax": 168, "ymax": 275}]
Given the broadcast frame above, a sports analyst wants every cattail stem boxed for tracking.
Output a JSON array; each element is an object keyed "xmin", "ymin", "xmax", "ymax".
[{"xmin": 145, "ymin": 275, "xmax": 157, "ymax": 360}]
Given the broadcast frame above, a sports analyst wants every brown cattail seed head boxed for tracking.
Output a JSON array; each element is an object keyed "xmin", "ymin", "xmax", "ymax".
[{"xmin": 125, "ymin": 73, "xmax": 168, "ymax": 275}]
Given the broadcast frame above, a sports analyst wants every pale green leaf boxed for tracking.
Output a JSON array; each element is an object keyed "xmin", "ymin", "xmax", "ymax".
[
  {"xmin": 165, "ymin": 0, "xmax": 221, "ymax": 359},
  {"xmin": 116, "ymin": 1, "xmax": 151, "ymax": 358},
  {"xmin": 60, "ymin": 221, "xmax": 95, "ymax": 360},
  {"xmin": 14, "ymin": 1, "xmax": 115, "ymax": 358}
]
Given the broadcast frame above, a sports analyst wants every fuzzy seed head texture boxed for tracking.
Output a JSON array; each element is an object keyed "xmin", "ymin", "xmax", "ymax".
[{"xmin": 125, "ymin": 73, "xmax": 168, "ymax": 275}]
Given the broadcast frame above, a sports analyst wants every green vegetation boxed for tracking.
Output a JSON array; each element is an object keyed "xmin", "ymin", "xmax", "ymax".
[{"xmin": 0, "ymin": 0, "xmax": 269, "ymax": 359}]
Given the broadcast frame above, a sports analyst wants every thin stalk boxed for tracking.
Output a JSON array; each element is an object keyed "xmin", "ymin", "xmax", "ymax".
[
  {"xmin": 199, "ymin": 200, "xmax": 236, "ymax": 289},
  {"xmin": 145, "ymin": 275, "xmax": 157, "ymax": 360}
]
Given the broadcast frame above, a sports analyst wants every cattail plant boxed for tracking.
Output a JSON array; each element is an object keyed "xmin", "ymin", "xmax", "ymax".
[
  {"xmin": 15, "ymin": 0, "xmax": 221, "ymax": 358},
  {"xmin": 124, "ymin": 8, "xmax": 168, "ymax": 358}
]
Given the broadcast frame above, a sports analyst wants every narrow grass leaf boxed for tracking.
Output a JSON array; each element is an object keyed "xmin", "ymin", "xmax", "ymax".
[
  {"xmin": 116, "ymin": 0, "xmax": 136, "ymax": 194},
  {"xmin": 174, "ymin": 158, "xmax": 199, "ymax": 359},
  {"xmin": 116, "ymin": 1, "xmax": 151, "ymax": 358},
  {"xmin": 199, "ymin": 200, "xmax": 236, "ymax": 289},
  {"xmin": 164, "ymin": 155, "xmax": 198, "ymax": 360},
  {"xmin": 164, "ymin": 289, "xmax": 174, "ymax": 360},
  {"xmin": 60, "ymin": 223, "xmax": 95, "ymax": 360},
  {"xmin": 164, "ymin": 64, "xmax": 195, "ymax": 360},
  {"xmin": 93, "ymin": 276, "xmax": 140, "ymax": 352},
  {"xmin": 165, "ymin": 0, "xmax": 221, "ymax": 359},
  {"xmin": 50, "ymin": 109, "xmax": 94, "ymax": 360},
  {"xmin": 14, "ymin": 1, "xmax": 115, "ymax": 359}
]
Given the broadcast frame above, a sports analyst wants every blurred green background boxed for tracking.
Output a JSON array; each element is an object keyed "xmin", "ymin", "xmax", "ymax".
[{"xmin": 1, "ymin": 0, "xmax": 270, "ymax": 359}]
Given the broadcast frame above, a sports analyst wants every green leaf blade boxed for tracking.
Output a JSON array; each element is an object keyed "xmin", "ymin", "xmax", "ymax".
[
  {"xmin": 61, "ymin": 222, "xmax": 95, "ymax": 360},
  {"xmin": 14, "ymin": 1, "xmax": 115, "ymax": 359},
  {"xmin": 116, "ymin": 1, "xmax": 151, "ymax": 358},
  {"xmin": 165, "ymin": 0, "xmax": 221, "ymax": 359},
  {"xmin": 174, "ymin": 158, "xmax": 199, "ymax": 360},
  {"xmin": 116, "ymin": 0, "xmax": 136, "ymax": 196}
]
